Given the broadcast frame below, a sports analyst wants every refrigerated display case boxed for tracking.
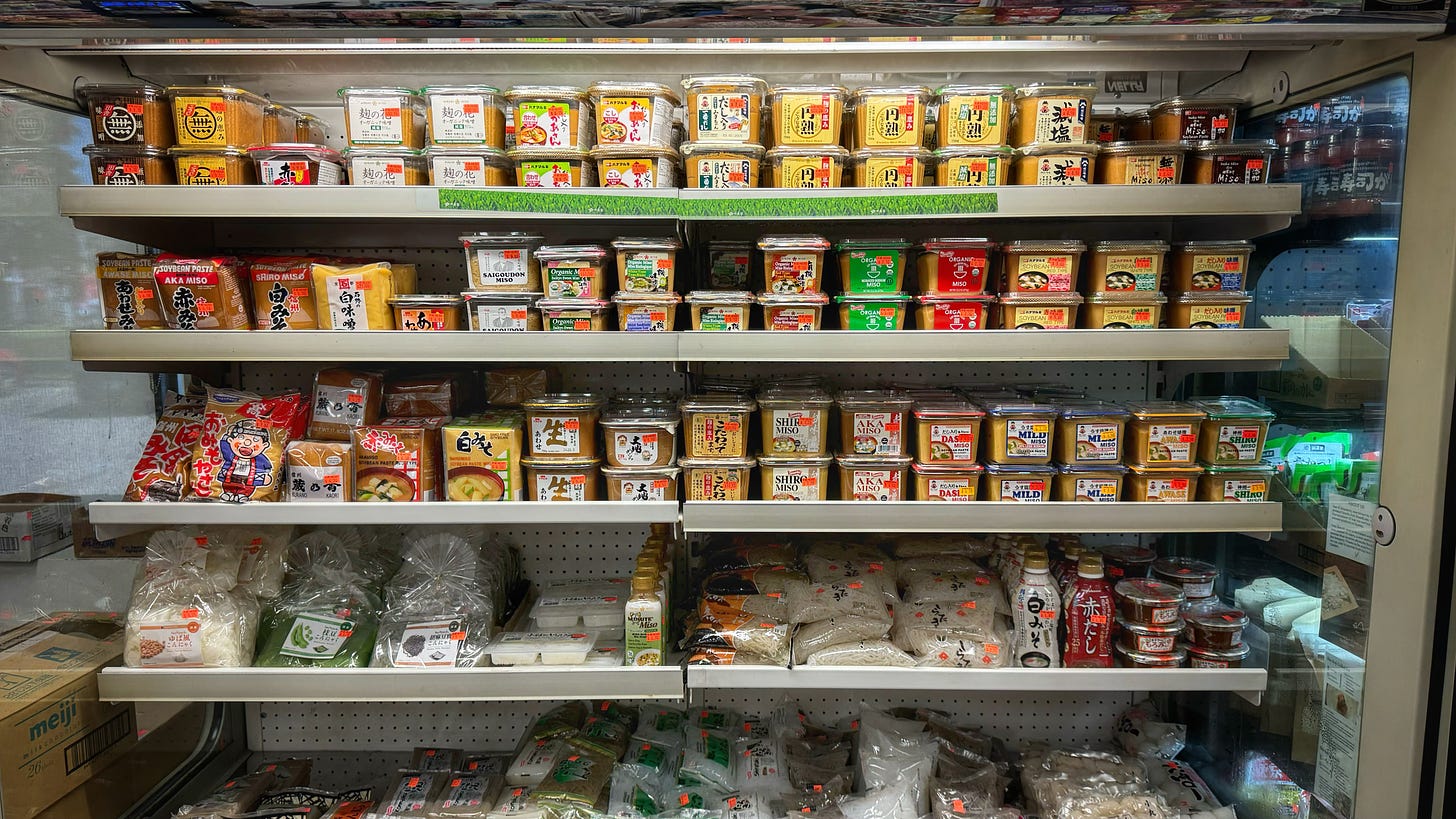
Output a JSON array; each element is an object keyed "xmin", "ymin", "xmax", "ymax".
[{"xmin": 0, "ymin": 8, "xmax": 1452, "ymax": 819}]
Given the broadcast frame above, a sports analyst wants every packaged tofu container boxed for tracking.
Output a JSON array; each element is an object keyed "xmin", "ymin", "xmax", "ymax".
[
  {"xmin": 531, "ymin": 581, "xmax": 628, "ymax": 628},
  {"xmin": 484, "ymin": 632, "xmax": 596, "ymax": 665}
]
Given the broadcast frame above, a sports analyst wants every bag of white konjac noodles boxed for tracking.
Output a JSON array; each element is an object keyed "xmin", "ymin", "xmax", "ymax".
[
  {"xmin": 897, "ymin": 567, "xmax": 1005, "ymax": 612},
  {"xmin": 857, "ymin": 710, "xmax": 937, "ymax": 816},
  {"xmin": 1114, "ymin": 701, "xmax": 1188, "ymax": 762},
  {"xmin": 803, "ymin": 640, "xmax": 917, "ymax": 668},
  {"xmin": 792, "ymin": 616, "xmax": 892, "ymax": 665},
  {"xmin": 803, "ymin": 554, "xmax": 898, "ymax": 604},
  {"xmin": 909, "ymin": 629, "xmax": 1013, "ymax": 669},
  {"xmin": 124, "ymin": 562, "xmax": 257, "ymax": 668},
  {"xmin": 783, "ymin": 578, "xmax": 891, "ymax": 624},
  {"xmin": 1145, "ymin": 759, "xmax": 1222, "ymax": 814}
]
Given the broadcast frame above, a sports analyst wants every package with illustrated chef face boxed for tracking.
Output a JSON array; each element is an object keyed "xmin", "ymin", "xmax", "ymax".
[{"xmin": 190, "ymin": 387, "xmax": 306, "ymax": 503}]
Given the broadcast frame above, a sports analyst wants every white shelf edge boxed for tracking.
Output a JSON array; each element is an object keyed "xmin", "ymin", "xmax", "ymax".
[
  {"xmin": 87, "ymin": 500, "xmax": 679, "ymax": 540},
  {"xmin": 680, "ymin": 501, "xmax": 1282, "ymax": 533},
  {"xmin": 71, "ymin": 329, "xmax": 1291, "ymax": 367},
  {"xmin": 98, "ymin": 666, "xmax": 685, "ymax": 702}
]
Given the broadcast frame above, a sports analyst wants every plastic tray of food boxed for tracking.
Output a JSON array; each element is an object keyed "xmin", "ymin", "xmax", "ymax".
[
  {"xmin": 529, "ymin": 580, "xmax": 629, "ymax": 628},
  {"xmin": 484, "ymin": 632, "xmax": 597, "ymax": 666}
]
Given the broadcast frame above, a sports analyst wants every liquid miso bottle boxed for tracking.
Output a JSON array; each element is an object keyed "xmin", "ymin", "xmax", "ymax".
[
  {"xmin": 1013, "ymin": 549, "xmax": 1061, "ymax": 668},
  {"xmin": 1063, "ymin": 554, "xmax": 1115, "ymax": 668}
]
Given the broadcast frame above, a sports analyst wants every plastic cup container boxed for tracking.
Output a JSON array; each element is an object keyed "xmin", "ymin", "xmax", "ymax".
[
  {"xmin": 681, "ymin": 141, "xmax": 764, "ymax": 188},
  {"xmin": 523, "ymin": 456, "xmax": 602, "ymax": 501},
  {"xmin": 912, "ymin": 462, "xmax": 984, "ymax": 501},
  {"xmin": 1125, "ymin": 464, "xmax": 1203, "ymax": 501},
  {"xmin": 1053, "ymin": 464, "xmax": 1126, "ymax": 502},
  {"xmin": 537, "ymin": 298, "xmax": 612, "ymax": 331},
  {"xmin": 835, "ymin": 293, "xmax": 910, "ymax": 330},
  {"xmin": 1198, "ymin": 464, "xmax": 1274, "ymax": 502},
  {"xmin": 758, "ymin": 292, "xmax": 828, "ymax": 331},
  {"xmin": 768, "ymin": 85, "xmax": 848, "ymax": 146},
  {"xmin": 835, "ymin": 455, "xmax": 912, "ymax": 501},
  {"xmin": 1001, "ymin": 240, "xmax": 1085, "ymax": 293},
  {"xmin": 1126, "ymin": 401, "xmax": 1206, "ymax": 466},
  {"xmin": 913, "ymin": 295, "xmax": 994, "ymax": 330},
  {"xmin": 463, "ymin": 291, "xmax": 542, "ymax": 331},
  {"xmin": 1095, "ymin": 141, "xmax": 1185, "ymax": 185},
  {"xmin": 506, "ymin": 86, "xmax": 591, "ymax": 149},
  {"xmin": 591, "ymin": 145, "xmax": 679, "ymax": 188},
  {"xmin": 680, "ymin": 396, "xmax": 756, "ymax": 458},
  {"xmin": 917, "ymin": 238, "xmax": 995, "ymax": 296},
  {"xmin": 1055, "ymin": 401, "xmax": 1129, "ymax": 465},
  {"xmin": 851, "ymin": 86, "xmax": 931, "ymax": 149},
  {"xmin": 682, "ymin": 75, "xmax": 767, "ymax": 143},
  {"xmin": 602, "ymin": 466, "xmax": 681, "ymax": 501},
  {"xmin": 758, "ymin": 391, "xmax": 833, "ymax": 456},
  {"xmin": 537, "ymin": 244, "xmax": 610, "ymax": 299},
  {"xmin": 850, "ymin": 147, "xmax": 931, "ymax": 187},
  {"xmin": 461, "ymin": 232, "xmax": 545, "ymax": 292},
  {"xmin": 1086, "ymin": 241, "xmax": 1168, "ymax": 293},
  {"xmin": 248, "ymin": 143, "xmax": 344, "ymax": 185},
  {"xmin": 913, "ymin": 400, "xmax": 984, "ymax": 464},
  {"xmin": 836, "ymin": 239, "xmax": 909, "ymax": 294},
  {"xmin": 686, "ymin": 291, "xmax": 752, "ymax": 330},
  {"xmin": 423, "ymin": 84, "xmax": 507, "ymax": 147},
  {"xmin": 981, "ymin": 400, "xmax": 1058, "ymax": 466},
  {"xmin": 934, "ymin": 146, "xmax": 1014, "ymax": 186},
  {"xmin": 613, "ymin": 292, "xmax": 681, "ymax": 332},
  {"xmin": 767, "ymin": 146, "xmax": 848, "ymax": 188},
  {"xmin": 935, "ymin": 84, "xmax": 1013, "ymax": 147},
  {"xmin": 1011, "ymin": 84, "xmax": 1096, "ymax": 147},
  {"xmin": 390, "ymin": 294, "xmax": 465, "ymax": 331},
  {"xmin": 1167, "ymin": 291, "xmax": 1253, "ymax": 328},
  {"xmin": 758, "ymin": 455, "xmax": 832, "ymax": 500},
  {"xmin": 1168, "ymin": 241, "xmax": 1254, "ymax": 292},
  {"xmin": 1190, "ymin": 396, "xmax": 1276, "ymax": 466},
  {"xmin": 1083, "ymin": 292, "xmax": 1167, "ymax": 329},
  {"xmin": 508, "ymin": 147, "xmax": 594, "ymax": 187},
  {"xmin": 427, "ymin": 146, "xmax": 511, "ymax": 186},
  {"xmin": 998, "ymin": 293, "xmax": 1083, "ymax": 329},
  {"xmin": 343, "ymin": 147, "xmax": 427, "ymax": 185},
  {"xmin": 1013, "ymin": 142, "xmax": 1098, "ymax": 185},
  {"xmin": 588, "ymin": 82, "xmax": 681, "ymax": 148}
]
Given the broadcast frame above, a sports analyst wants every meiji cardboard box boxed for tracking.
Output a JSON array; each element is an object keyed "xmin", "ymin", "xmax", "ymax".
[
  {"xmin": 0, "ymin": 493, "xmax": 77, "ymax": 562},
  {"xmin": 0, "ymin": 616, "xmax": 137, "ymax": 819}
]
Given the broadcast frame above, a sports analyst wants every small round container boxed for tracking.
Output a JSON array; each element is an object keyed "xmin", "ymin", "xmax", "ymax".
[
  {"xmin": 759, "ymin": 292, "xmax": 829, "ymax": 331},
  {"xmin": 1185, "ymin": 609, "xmax": 1249, "ymax": 649},
  {"xmin": 758, "ymin": 455, "xmax": 832, "ymax": 501},
  {"xmin": 914, "ymin": 295, "xmax": 994, "ymax": 330},
  {"xmin": 836, "ymin": 455, "xmax": 912, "ymax": 501},
  {"xmin": 613, "ymin": 237, "xmax": 681, "ymax": 293},
  {"xmin": 912, "ymin": 462, "xmax": 984, "ymax": 501},
  {"xmin": 601, "ymin": 408, "xmax": 680, "ymax": 468},
  {"xmin": 339, "ymin": 86, "xmax": 426, "ymax": 149},
  {"xmin": 682, "ymin": 75, "xmax": 767, "ymax": 143},
  {"xmin": 850, "ymin": 147, "xmax": 931, "ymax": 188},
  {"xmin": 835, "ymin": 293, "xmax": 911, "ymax": 331},
  {"xmin": 1126, "ymin": 401, "xmax": 1206, "ymax": 466},
  {"xmin": 588, "ymin": 82, "xmax": 681, "ymax": 148},
  {"xmin": 422, "ymin": 84, "xmax": 507, "ymax": 148},
  {"xmin": 851, "ymin": 86, "xmax": 931, "ymax": 149},
  {"xmin": 681, "ymin": 141, "xmax": 764, "ymax": 189},
  {"xmin": 591, "ymin": 145, "xmax": 679, "ymax": 188},
  {"xmin": 1116, "ymin": 644, "xmax": 1186, "ymax": 668},
  {"xmin": 998, "ymin": 293, "xmax": 1083, "ymax": 329},
  {"xmin": 1095, "ymin": 141, "xmax": 1185, "ymax": 185},
  {"xmin": 760, "ymin": 235, "xmax": 830, "ymax": 294},
  {"xmin": 686, "ymin": 291, "xmax": 753, "ymax": 331},
  {"xmin": 1186, "ymin": 643, "xmax": 1250, "ymax": 669},
  {"xmin": 705, "ymin": 241, "xmax": 755, "ymax": 290},
  {"xmin": 767, "ymin": 146, "xmax": 849, "ymax": 188},
  {"xmin": 1150, "ymin": 96, "xmax": 1243, "ymax": 144},
  {"xmin": 1190, "ymin": 396, "xmax": 1275, "ymax": 466},
  {"xmin": 981, "ymin": 401, "xmax": 1057, "ymax": 466},
  {"xmin": 1186, "ymin": 140, "xmax": 1275, "ymax": 184},
  {"xmin": 427, "ymin": 146, "xmax": 511, "ymax": 186},
  {"xmin": 463, "ymin": 291, "xmax": 543, "ymax": 331},
  {"xmin": 1002, "ymin": 240, "xmax": 1085, "ymax": 293},
  {"xmin": 1082, "ymin": 292, "xmax": 1167, "ymax": 329},
  {"xmin": 462, "ymin": 232, "xmax": 545, "ymax": 292},
  {"xmin": 1152, "ymin": 556, "xmax": 1219, "ymax": 600},
  {"xmin": 1125, "ymin": 464, "xmax": 1202, "ymax": 502},
  {"xmin": 1087, "ymin": 240, "xmax": 1168, "ymax": 293},
  {"xmin": 523, "ymin": 456, "xmax": 602, "ymax": 501},
  {"xmin": 537, "ymin": 298, "xmax": 612, "ymax": 331},
  {"xmin": 1198, "ymin": 464, "xmax": 1275, "ymax": 502},
  {"xmin": 836, "ymin": 390, "xmax": 913, "ymax": 457},
  {"xmin": 1115, "ymin": 579, "xmax": 1186, "ymax": 626},
  {"xmin": 935, "ymin": 84, "xmax": 1013, "ymax": 147},
  {"xmin": 680, "ymin": 456, "xmax": 756, "ymax": 501},
  {"xmin": 1053, "ymin": 464, "xmax": 1125, "ymax": 502},
  {"xmin": 983, "ymin": 464, "xmax": 1054, "ymax": 502},
  {"xmin": 506, "ymin": 86, "xmax": 591, "ymax": 149},
  {"xmin": 836, "ymin": 239, "xmax": 909, "ymax": 294},
  {"xmin": 1168, "ymin": 291, "xmax": 1253, "ymax": 329},
  {"xmin": 248, "ymin": 143, "xmax": 345, "ymax": 185},
  {"xmin": 1118, "ymin": 618, "xmax": 1184, "ymax": 655},
  {"xmin": 602, "ymin": 466, "xmax": 681, "ymax": 502},
  {"xmin": 343, "ymin": 147, "xmax": 427, "ymax": 186},
  {"xmin": 1056, "ymin": 402, "xmax": 1129, "ymax": 465},
  {"xmin": 913, "ymin": 401, "xmax": 984, "ymax": 464},
  {"xmin": 680, "ymin": 395, "xmax": 756, "ymax": 459},
  {"xmin": 917, "ymin": 238, "xmax": 994, "ymax": 296},
  {"xmin": 1012, "ymin": 84, "xmax": 1096, "ymax": 147},
  {"xmin": 1013, "ymin": 143, "xmax": 1097, "ymax": 185},
  {"xmin": 613, "ymin": 292, "xmax": 681, "ymax": 332},
  {"xmin": 1102, "ymin": 545, "xmax": 1157, "ymax": 581},
  {"xmin": 759, "ymin": 392, "xmax": 833, "ymax": 455},
  {"xmin": 390, "ymin": 295, "xmax": 465, "ymax": 331},
  {"xmin": 768, "ymin": 85, "xmax": 848, "ymax": 146},
  {"xmin": 522, "ymin": 393, "xmax": 606, "ymax": 460},
  {"xmin": 1090, "ymin": 112, "xmax": 1126, "ymax": 144},
  {"xmin": 537, "ymin": 244, "xmax": 610, "ymax": 299},
  {"xmin": 84, "ymin": 145, "xmax": 173, "ymax": 185},
  {"xmin": 934, "ymin": 145, "xmax": 1014, "ymax": 186},
  {"xmin": 508, "ymin": 147, "xmax": 594, "ymax": 187},
  {"xmin": 171, "ymin": 146, "xmax": 255, "ymax": 185},
  {"xmin": 1168, "ymin": 241, "xmax": 1254, "ymax": 292}
]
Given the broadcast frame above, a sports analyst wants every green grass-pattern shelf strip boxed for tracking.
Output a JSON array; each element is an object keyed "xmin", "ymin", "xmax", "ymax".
[
  {"xmin": 438, "ymin": 188, "xmax": 679, "ymax": 215},
  {"xmin": 437, "ymin": 188, "xmax": 999, "ymax": 217}
]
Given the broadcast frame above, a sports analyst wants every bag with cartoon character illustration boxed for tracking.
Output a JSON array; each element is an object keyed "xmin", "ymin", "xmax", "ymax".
[
  {"xmin": 125, "ymin": 397, "xmax": 205, "ymax": 502},
  {"xmin": 190, "ymin": 387, "xmax": 306, "ymax": 503}
]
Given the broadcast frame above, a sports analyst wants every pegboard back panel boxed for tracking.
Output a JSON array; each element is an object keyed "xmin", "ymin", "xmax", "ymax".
[{"xmin": 250, "ymin": 693, "xmax": 1133, "ymax": 753}]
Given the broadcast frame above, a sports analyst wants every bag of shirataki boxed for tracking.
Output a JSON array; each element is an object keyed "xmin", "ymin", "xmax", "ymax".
[
  {"xmin": 190, "ymin": 387, "xmax": 306, "ymax": 503},
  {"xmin": 125, "ymin": 398, "xmax": 205, "ymax": 502},
  {"xmin": 310, "ymin": 262, "xmax": 413, "ymax": 331}
]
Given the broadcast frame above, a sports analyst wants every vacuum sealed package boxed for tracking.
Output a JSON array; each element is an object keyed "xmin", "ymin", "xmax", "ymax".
[
  {"xmin": 411, "ymin": 747, "xmax": 466, "ymax": 772},
  {"xmin": 1022, "ymin": 750, "xmax": 1150, "ymax": 818},
  {"xmin": 530, "ymin": 702, "xmax": 589, "ymax": 741},
  {"xmin": 792, "ymin": 615, "xmax": 891, "ymax": 664},
  {"xmin": 190, "ymin": 386, "xmax": 307, "ymax": 503},
  {"xmin": 377, "ymin": 770, "xmax": 449, "ymax": 817},
  {"xmin": 252, "ymin": 758, "xmax": 314, "ymax": 789},
  {"xmin": 858, "ymin": 709, "xmax": 936, "ymax": 815},
  {"xmin": 802, "ymin": 639, "xmax": 916, "ymax": 667},
  {"xmin": 1056, "ymin": 792, "xmax": 1174, "ymax": 819},
  {"xmin": 487, "ymin": 786, "xmax": 543, "ymax": 819},
  {"xmin": 1114, "ymin": 700, "xmax": 1187, "ymax": 761},
  {"xmin": 622, "ymin": 736, "xmax": 682, "ymax": 786},
  {"xmin": 702, "ymin": 566, "xmax": 808, "ymax": 596},
  {"xmin": 837, "ymin": 776, "xmax": 914, "ymax": 819},
  {"xmin": 929, "ymin": 772, "xmax": 1002, "ymax": 819},
  {"xmin": 684, "ymin": 609, "xmax": 791, "ymax": 666},
  {"xmin": 679, "ymin": 728, "xmax": 737, "ymax": 791},
  {"xmin": 783, "ymin": 578, "xmax": 891, "ymax": 624},
  {"xmin": 484, "ymin": 631, "xmax": 596, "ymax": 665},
  {"xmin": 688, "ymin": 707, "xmax": 740, "ymax": 732},
  {"xmin": 173, "ymin": 772, "xmax": 277, "ymax": 818},
  {"xmin": 720, "ymin": 789, "xmax": 777, "ymax": 819},
  {"xmin": 703, "ymin": 541, "xmax": 798, "ymax": 573},
  {"xmin": 1146, "ymin": 759, "xmax": 1222, "ymax": 814},
  {"xmin": 734, "ymin": 736, "xmax": 788, "ymax": 792},
  {"xmin": 125, "ymin": 397, "xmax": 204, "ymax": 501},
  {"xmin": 898, "ymin": 567, "xmax": 1005, "ymax": 611},
  {"xmin": 533, "ymin": 745, "xmax": 616, "ymax": 808},
  {"xmin": 254, "ymin": 563, "xmax": 383, "ymax": 668},
  {"xmin": 803, "ymin": 554, "xmax": 898, "ymax": 604},
  {"xmin": 434, "ymin": 771, "xmax": 505, "ymax": 819},
  {"xmin": 508, "ymin": 738, "xmax": 568, "ymax": 786}
]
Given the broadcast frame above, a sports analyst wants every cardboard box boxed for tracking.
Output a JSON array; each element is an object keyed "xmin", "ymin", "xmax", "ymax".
[
  {"xmin": 0, "ymin": 616, "xmax": 138, "ymax": 819},
  {"xmin": 70, "ymin": 506, "xmax": 148, "ymax": 559},
  {"xmin": 1258, "ymin": 316, "xmax": 1389, "ymax": 410},
  {"xmin": 0, "ymin": 493, "xmax": 77, "ymax": 562}
]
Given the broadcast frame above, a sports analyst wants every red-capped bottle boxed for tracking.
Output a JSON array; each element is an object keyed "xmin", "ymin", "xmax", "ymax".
[{"xmin": 1064, "ymin": 554, "xmax": 1115, "ymax": 668}]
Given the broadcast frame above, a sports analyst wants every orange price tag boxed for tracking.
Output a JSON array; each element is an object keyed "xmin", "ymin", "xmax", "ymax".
[{"xmin": 464, "ymin": 161, "xmax": 482, "ymax": 171}]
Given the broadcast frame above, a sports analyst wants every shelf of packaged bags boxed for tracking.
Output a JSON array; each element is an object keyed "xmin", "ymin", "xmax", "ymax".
[
  {"xmin": 680, "ymin": 501, "xmax": 1282, "ymax": 534},
  {"xmin": 684, "ymin": 666, "xmax": 1267, "ymax": 704},
  {"xmin": 70, "ymin": 329, "xmax": 1292, "ymax": 369},
  {"xmin": 85, "ymin": 501, "xmax": 680, "ymax": 539},
  {"xmin": 96, "ymin": 665, "xmax": 686, "ymax": 703}
]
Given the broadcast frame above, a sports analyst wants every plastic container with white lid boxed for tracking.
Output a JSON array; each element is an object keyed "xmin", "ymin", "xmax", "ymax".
[
  {"xmin": 530, "ymin": 581, "xmax": 628, "ymax": 628},
  {"xmin": 247, "ymin": 143, "xmax": 344, "ymax": 185},
  {"xmin": 686, "ymin": 290, "xmax": 753, "ymax": 331},
  {"xmin": 422, "ymin": 84, "xmax": 506, "ymax": 147},
  {"xmin": 462, "ymin": 232, "xmax": 545, "ymax": 292},
  {"xmin": 427, "ymin": 145, "xmax": 511, "ymax": 186},
  {"xmin": 338, "ymin": 86, "xmax": 427, "ymax": 148},
  {"xmin": 484, "ymin": 632, "xmax": 597, "ymax": 666}
]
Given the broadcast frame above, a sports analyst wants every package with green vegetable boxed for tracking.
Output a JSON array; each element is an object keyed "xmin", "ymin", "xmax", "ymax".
[{"xmin": 254, "ymin": 541, "xmax": 383, "ymax": 668}]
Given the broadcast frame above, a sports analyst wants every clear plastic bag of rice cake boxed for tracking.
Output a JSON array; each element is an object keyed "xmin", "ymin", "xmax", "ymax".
[
  {"xmin": 791, "ymin": 616, "xmax": 892, "ymax": 665},
  {"xmin": 679, "ymin": 729, "xmax": 737, "ymax": 792},
  {"xmin": 803, "ymin": 554, "xmax": 898, "ymax": 605},
  {"xmin": 685, "ymin": 610, "xmax": 791, "ymax": 667},
  {"xmin": 802, "ymin": 640, "xmax": 917, "ymax": 668},
  {"xmin": 702, "ymin": 567, "xmax": 808, "ymax": 597},
  {"xmin": 783, "ymin": 578, "xmax": 891, "ymax": 625}
]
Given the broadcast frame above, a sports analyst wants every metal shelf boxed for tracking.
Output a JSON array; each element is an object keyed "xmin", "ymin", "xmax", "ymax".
[
  {"xmin": 98, "ymin": 666, "xmax": 686, "ymax": 703},
  {"xmin": 680, "ymin": 501, "xmax": 1283, "ymax": 534},
  {"xmin": 71, "ymin": 329, "xmax": 1291, "ymax": 369},
  {"xmin": 86, "ymin": 500, "xmax": 679, "ymax": 539},
  {"xmin": 685, "ymin": 666, "xmax": 1268, "ymax": 705}
]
